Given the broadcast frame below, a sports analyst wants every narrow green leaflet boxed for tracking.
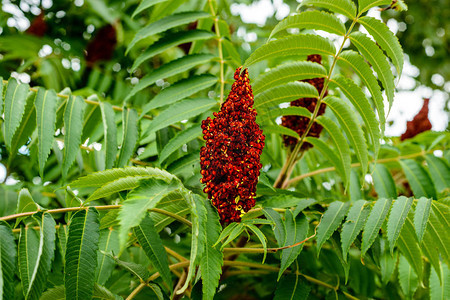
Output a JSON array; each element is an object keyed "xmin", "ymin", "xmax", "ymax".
[
  {"xmin": 341, "ymin": 200, "xmax": 370, "ymax": 260},
  {"xmin": 15, "ymin": 188, "xmax": 39, "ymax": 227},
  {"xmin": 3, "ymin": 78, "xmax": 30, "ymax": 148},
  {"xmin": 357, "ymin": 0, "xmax": 391, "ymax": 15},
  {"xmin": 329, "ymin": 75, "xmax": 380, "ymax": 158},
  {"xmin": 116, "ymin": 108, "xmax": 138, "ymax": 168},
  {"xmin": 125, "ymin": 54, "xmax": 214, "ymax": 101},
  {"xmin": 396, "ymin": 216, "xmax": 423, "ymax": 279},
  {"xmin": 323, "ymin": 96, "xmax": 369, "ymax": 176},
  {"xmin": 0, "ymin": 222, "xmax": 17, "ymax": 300},
  {"xmin": 58, "ymin": 225, "xmax": 68, "ymax": 263},
  {"xmin": 293, "ymin": 199, "xmax": 317, "ymax": 217},
  {"xmin": 244, "ymin": 34, "xmax": 336, "ymax": 67},
  {"xmin": 400, "ymin": 159, "xmax": 437, "ymax": 199},
  {"xmin": 337, "ymin": 50, "xmax": 385, "ymax": 133},
  {"xmin": 127, "ymin": 11, "xmax": 210, "ymax": 52},
  {"xmin": 387, "ymin": 196, "xmax": 413, "ymax": 253},
  {"xmin": 274, "ymin": 275, "xmax": 311, "ymax": 300},
  {"xmin": 111, "ymin": 256, "xmax": 150, "ymax": 280},
  {"xmin": 316, "ymin": 116, "xmax": 351, "ymax": 188},
  {"xmin": 8, "ymin": 91, "xmax": 36, "ymax": 163},
  {"xmin": 159, "ymin": 125, "xmax": 202, "ymax": 163},
  {"xmin": 18, "ymin": 227, "xmax": 39, "ymax": 296},
  {"xmin": 398, "ymin": 255, "xmax": 419, "ymax": 298},
  {"xmin": 200, "ymin": 203, "xmax": 223, "ymax": 300},
  {"xmin": 177, "ymin": 194, "xmax": 207, "ymax": 295},
  {"xmin": 300, "ymin": 0, "xmax": 356, "ymax": 19},
  {"xmin": 361, "ymin": 198, "xmax": 392, "ymax": 256},
  {"xmin": 35, "ymin": 88, "xmax": 58, "ymax": 177},
  {"xmin": 65, "ymin": 208, "xmax": 100, "ymax": 300},
  {"xmin": 118, "ymin": 179, "xmax": 180, "ymax": 245},
  {"xmin": 258, "ymin": 105, "xmax": 311, "ymax": 125},
  {"xmin": 245, "ymin": 224, "xmax": 268, "ymax": 263},
  {"xmin": 0, "ymin": 78, "xmax": 3, "ymax": 115},
  {"xmin": 413, "ymin": 197, "xmax": 431, "ymax": 242},
  {"xmin": 69, "ymin": 166, "xmax": 175, "ymax": 188},
  {"xmin": 371, "ymin": 163, "xmax": 397, "ymax": 199},
  {"xmin": 40, "ymin": 284, "xmax": 123, "ymax": 300},
  {"xmin": 255, "ymin": 82, "xmax": 318, "ymax": 111},
  {"xmin": 278, "ymin": 211, "xmax": 308, "ymax": 280},
  {"xmin": 99, "ymin": 102, "xmax": 117, "ymax": 169},
  {"xmin": 62, "ymin": 95, "xmax": 86, "ymax": 179},
  {"xmin": 133, "ymin": 215, "xmax": 172, "ymax": 288},
  {"xmin": 252, "ymin": 61, "xmax": 327, "ymax": 94},
  {"xmin": 261, "ymin": 125, "xmax": 299, "ymax": 139},
  {"xmin": 422, "ymin": 229, "xmax": 442, "ymax": 282},
  {"xmin": 263, "ymin": 208, "xmax": 287, "ymax": 247},
  {"xmin": 96, "ymin": 229, "xmax": 119, "ymax": 285},
  {"xmin": 430, "ymin": 263, "xmax": 450, "ymax": 300},
  {"xmin": 132, "ymin": 30, "xmax": 215, "ymax": 71},
  {"xmin": 24, "ymin": 213, "xmax": 56, "ymax": 300},
  {"xmin": 316, "ymin": 201, "xmax": 350, "ymax": 255},
  {"xmin": 269, "ymin": 10, "xmax": 346, "ymax": 38},
  {"xmin": 380, "ymin": 239, "xmax": 396, "ymax": 284},
  {"xmin": 141, "ymin": 74, "xmax": 217, "ymax": 116},
  {"xmin": 425, "ymin": 154, "xmax": 450, "ymax": 193},
  {"xmin": 132, "ymin": 0, "xmax": 169, "ymax": 18},
  {"xmin": 358, "ymin": 16, "xmax": 404, "ymax": 75},
  {"xmin": 144, "ymin": 98, "xmax": 216, "ymax": 135},
  {"xmin": 426, "ymin": 211, "xmax": 450, "ymax": 262},
  {"xmin": 349, "ymin": 32, "xmax": 395, "ymax": 109}
]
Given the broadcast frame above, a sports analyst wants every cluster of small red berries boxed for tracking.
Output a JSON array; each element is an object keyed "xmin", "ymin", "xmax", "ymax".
[
  {"xmin": 281, "ymin": 55, "xmax": 327, "ymax": 149},
  {"xmin": 200, "ymin": 67, "xmax": 265, "ymax": 223}
]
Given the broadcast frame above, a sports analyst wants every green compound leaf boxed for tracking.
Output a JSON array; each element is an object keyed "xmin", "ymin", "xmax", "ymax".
[{"xmin": 65, "ymin": 208, "xmax": 100, "ymax": 300}]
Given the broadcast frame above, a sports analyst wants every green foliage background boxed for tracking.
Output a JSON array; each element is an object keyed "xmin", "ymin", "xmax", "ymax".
[{"xmin": 0, "ymin": 0, "xmax": 449, "ymax": 299}]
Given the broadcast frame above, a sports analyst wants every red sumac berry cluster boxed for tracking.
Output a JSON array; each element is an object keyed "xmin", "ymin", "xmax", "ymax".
[
  {"xmin": 281, "ymin": 54, "xmax": 328, "ymax": 149},
  {"xmin": 200, "ymin": 68, "xmax": 265, "ymax": 223}
]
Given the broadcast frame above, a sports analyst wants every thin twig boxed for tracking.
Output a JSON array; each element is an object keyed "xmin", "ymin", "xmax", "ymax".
[{"xmin": 286, "ymin": 150, "xmax": 430, "ymax": 186}]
